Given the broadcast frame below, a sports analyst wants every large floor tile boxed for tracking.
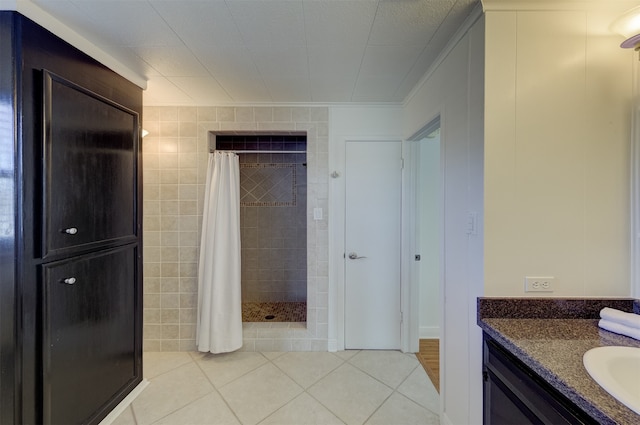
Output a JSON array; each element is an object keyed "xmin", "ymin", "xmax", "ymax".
[
  {"xmin": 195, "ymin": 351, "xmax": 268, "ymax": 388},
  {"xmin": 365, "ymin": 392, "xmax": 439, "ymax": 425},
  {"xmin": 218, "ymin": 363, "xmax": 303, "ymax": 425},
  {"xmin": 272, "ymin": 352, "xmax": 344, "ymax": 388},
  {"xmin": 153, "ymin": 393, "xmax": 240, "ymax": 425},
  {"xmin": 307, "ymin": 363, "xmax": 393, "ymax": 425},
  {"xmin": 143, "ymin": 351, "xmax": 194, "ymax": 379},
  {"xmin": 348, "ymin": 350, "xmax": 419, "ymax": 389},
  {"xmin": 259, "ymin": 393, "xmax": 345, "ymax": 425},
  {"xmin": 110, "ymin": 405, "xmax": 136, "ymax": 425},
  {"xmin": 131, "ymin": 362, "xmax": 214, "ymax": 425},
  {"xmin": 333, "ymin": 350, "xmax": 360, "ymax": 361},
  {"xmin": 397, "ymin": 366, "xmax": 440, "ymax": 415}
]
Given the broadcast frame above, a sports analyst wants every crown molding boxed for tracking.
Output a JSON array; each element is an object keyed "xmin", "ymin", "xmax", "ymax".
[{"xmin": 9, "ymin": 0, "xmax": 147, "ymax": 89}]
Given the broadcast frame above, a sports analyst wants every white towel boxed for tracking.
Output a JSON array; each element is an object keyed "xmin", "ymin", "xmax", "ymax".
[
  {"xmin": 598, "ymin": 319, "xmax": 640, "ymax": 341},
  {"xmin": 600, "ymin": 307, "xmax": 640, "ymax": 329}
]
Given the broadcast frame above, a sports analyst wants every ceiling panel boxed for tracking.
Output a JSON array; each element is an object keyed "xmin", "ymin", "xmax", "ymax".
[
  {"xmin": 135, "ymin": 46, "xmax": 210, "ymax": 77},
  {"xmin": 307, "ymin": 45, "xmax": 366, "ymax": 79},
  {"xmin": 212, "ymin": 76, "xmax": 271, "ymax": 103},
  {"xmin": 309, "ymin": 77, "xmax": 358, "ymax": 102},
  {"xmin": 67, "ymin": 0, "xmax": 182, "ymax": 47},
  {"xmin": 143, "ymin": 76, "xmax": 193, "ymax": 105},
  {"xmin": 353, "ymin": 76, "xmax": 405, "ymax": 102},
  {"xmin": 170, "ymin": 76, "xmax": 233, "ymax": 104},
  {"xmin": 226, "ymin": 0, "xmax": 306, "ymax": 46},
  {"xmin": 24, "ymin": 0, "xmax": 482, "ymax": 105},
  {"xmin": 358, "ymin": 45, "xmax": 425, "ymax": 77},
  {"xmin": 150, "ymin": 1, "xmax": 244, "ymax": 47},
  {"xmin": 248, "ymin": 45, "xmax": 310, "ymax": 78},
  {"xmin": 264, "ymin": 77, "xmax": 312, "ymax": 103},
  {"xmin": 303, "ymin": 1, "xmax": 377, "ymax": 46},
  {"xmin": 368, "ymin": 0, "xmax": 456, "ymax": 46}
]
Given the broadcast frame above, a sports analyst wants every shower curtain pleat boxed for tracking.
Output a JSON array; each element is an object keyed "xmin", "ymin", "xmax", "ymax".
[{"xmin": 196, "ymin": 151, "xmax": 243, "ymax": 353}]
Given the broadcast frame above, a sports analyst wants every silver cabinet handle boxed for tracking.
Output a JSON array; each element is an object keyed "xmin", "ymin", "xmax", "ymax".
[
  {"xmin": 62, "ymin": 277, "xmax": 76, "ymax": 285},
  {"xmin": 348, "ymin": 252, "xmax": 367, "ymax": 260},
  {"xmin": 64, "ymin": 227, "xmax": 78, "ymax": 235}
]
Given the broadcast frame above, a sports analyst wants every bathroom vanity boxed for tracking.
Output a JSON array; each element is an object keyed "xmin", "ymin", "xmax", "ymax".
[
  {"xmin": 0, "ymin": 12, "xmax": 143, "ymax": 425},
  {"xmin": 478, "ymin": 298, "xmax": 640, "ymax": 424}
]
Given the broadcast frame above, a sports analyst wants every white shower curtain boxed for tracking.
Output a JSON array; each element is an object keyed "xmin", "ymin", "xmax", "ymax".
[{"xmin": 196, "ymin": 151, "xmax": 243, "ymax": 353}]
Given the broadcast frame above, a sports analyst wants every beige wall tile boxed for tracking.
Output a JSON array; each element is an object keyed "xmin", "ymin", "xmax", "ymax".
[
  {"xmin": 160, "ymin": 121, "xmax": 180, "ymax": 138},
  {"xmin": 236, "ymin": 107, "xmax": 254, "ymax": 122},
  {"xmin": 217, "ymin": 107, "xmax": 235, "ymax": 121},
  {"xmin": 254, "ymin": 107, "xmax": 273, "ymax": 122},
  {"xmin": 159, "ymin": 107, "xmax": 178, "ymax": 121},
  {"xmin": 143, "ymin": 105, "xmax": 329, "ymax": 351},
  {"xmin": 180, "ymin": 122, "xmax": 197, "ymax": 137}
]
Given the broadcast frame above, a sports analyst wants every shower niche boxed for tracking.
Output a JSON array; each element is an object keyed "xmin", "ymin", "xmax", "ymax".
[{"xmin": 214, "ymin": 133, "xmax": 307, "ymax": 323}]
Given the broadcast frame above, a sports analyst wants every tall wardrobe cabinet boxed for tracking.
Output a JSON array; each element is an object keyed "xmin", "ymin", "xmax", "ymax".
[{"xmin": 0, "ymin": 12, "xmax": 143, "ymax": 424}]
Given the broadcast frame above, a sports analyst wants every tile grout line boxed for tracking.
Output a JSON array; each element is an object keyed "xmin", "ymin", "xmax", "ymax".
[{"xmin": 189, "ymin": 352, "xmax": 246, "ymax": 425}]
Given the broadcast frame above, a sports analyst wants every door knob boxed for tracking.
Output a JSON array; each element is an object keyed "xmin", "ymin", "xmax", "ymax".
[{"xmin": 348, "ymin": 252, "xmax": 367, "ymax": 260}]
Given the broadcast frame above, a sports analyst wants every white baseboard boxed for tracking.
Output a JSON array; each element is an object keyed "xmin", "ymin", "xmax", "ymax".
[
  {"xmin": 419, "ymin": 326, "xmax": 440, "ymax": 339},
  {"xmin": 327, "ymin": 339, "xmax": 338, "ymax": 352},
  {"xmin": 99, "ymin": 379, "xmax": 149, "ymax": 425}
]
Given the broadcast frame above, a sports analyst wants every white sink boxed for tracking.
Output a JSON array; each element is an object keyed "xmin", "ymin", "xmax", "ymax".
[{"xmin": 583, "ymin": 346, "xmax": 640, "ymax": 415}]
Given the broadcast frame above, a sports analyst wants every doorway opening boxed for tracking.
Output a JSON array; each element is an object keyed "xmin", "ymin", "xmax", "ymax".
[
  {"xmin": 214, "ymin": 134, "xmax": 307, "ymax": 323},
  {"xmin": 406, "ymin": 117, "xmax": 441, "ymax": 391}
]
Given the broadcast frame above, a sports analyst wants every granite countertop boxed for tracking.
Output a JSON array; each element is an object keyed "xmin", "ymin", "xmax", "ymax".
[{"xmin": 477, "ymin": 298, "xmax": 640, "ymax": 425}]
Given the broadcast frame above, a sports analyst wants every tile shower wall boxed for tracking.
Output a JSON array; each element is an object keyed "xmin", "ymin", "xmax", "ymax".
[
  {"xmin": 142, "ymin": 107, "xmax": 329, "ymax": 351},
  {"xmin": 217, "ymin": 136, "xmax": 307, "ymax": 303}
]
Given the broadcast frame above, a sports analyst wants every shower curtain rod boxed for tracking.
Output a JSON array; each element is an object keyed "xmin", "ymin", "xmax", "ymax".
[{"xmin": 212, "ymin": 150, "xmax": 306, "ymax": 154}]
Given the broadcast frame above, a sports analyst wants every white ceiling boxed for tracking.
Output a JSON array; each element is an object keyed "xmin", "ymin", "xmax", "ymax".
[{"xmin": 26, "ymin": 0, "xmax": 480, "ymax": 105}]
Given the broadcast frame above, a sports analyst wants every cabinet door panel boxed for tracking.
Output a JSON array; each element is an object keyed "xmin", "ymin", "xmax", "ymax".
[
  {"xmin": 42, "ymin": 246, "xmax": 138, "ymax": 425},
  {"xmin": 42, "ymin": 71, "xmax": 138, "ymax": 258}
]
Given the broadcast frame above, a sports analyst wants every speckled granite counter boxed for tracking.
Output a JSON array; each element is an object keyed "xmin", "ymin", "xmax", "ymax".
[{"xmin": 477, "ymin": 298, "xmax": 640, "ymax": 425}]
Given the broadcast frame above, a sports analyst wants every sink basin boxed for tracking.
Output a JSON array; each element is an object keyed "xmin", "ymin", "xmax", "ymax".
[{"xmin": 583, "ymin": 346, "xmax": 640, "ymax": 415}]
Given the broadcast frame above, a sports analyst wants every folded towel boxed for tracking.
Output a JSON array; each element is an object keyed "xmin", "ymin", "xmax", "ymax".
[
  {"xmin": 598, "ymin": 319, "xmax": 640, "ymax": 341},
  {"xmin": 600, "ymin": 307, "xmax": 640, "ymax": 329}
]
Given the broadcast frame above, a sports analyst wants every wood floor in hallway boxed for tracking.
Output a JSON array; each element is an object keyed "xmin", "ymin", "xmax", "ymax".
[{"xmin": 416, "ymin": 339, "xmax": 439, "ymax": 392}]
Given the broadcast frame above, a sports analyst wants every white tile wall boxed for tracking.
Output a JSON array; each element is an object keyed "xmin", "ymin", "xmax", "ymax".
[{"xmin": 142, "ymin": 106, "xmax": 329, "ymax": 351}]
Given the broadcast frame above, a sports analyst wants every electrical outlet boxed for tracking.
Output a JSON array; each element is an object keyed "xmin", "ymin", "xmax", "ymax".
[{"xmin": 525, "ymin": 276, "xmax": 555, "ymax": 292}]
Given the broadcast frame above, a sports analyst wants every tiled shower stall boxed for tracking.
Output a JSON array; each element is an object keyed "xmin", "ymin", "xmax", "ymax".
[
  {"xmin": 142, "ymin": 106, "xmax": 329, "ymax": 351},
  {"xmin": 215, "ymin": 134, "xmax": 308, "ymax": 322}
]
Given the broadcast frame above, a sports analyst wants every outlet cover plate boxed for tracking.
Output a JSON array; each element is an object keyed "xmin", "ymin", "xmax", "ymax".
[{"xmin": 525, "ymin": 276, "xmax": 555, "ymax": 292}]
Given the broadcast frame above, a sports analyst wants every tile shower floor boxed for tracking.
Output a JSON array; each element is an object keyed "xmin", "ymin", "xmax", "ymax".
[
  {"xmin": 111, "ymin": 350, "xmax": 440, "ymax": 425},
  {"xmin": 242, "ymin": 302, "xmax": 307, "ymax": 322}
]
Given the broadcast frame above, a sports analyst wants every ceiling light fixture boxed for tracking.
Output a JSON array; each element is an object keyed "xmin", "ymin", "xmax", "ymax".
[{"xmin": 612, "ymin": 6, "xmax": 640, "ymax": 51}]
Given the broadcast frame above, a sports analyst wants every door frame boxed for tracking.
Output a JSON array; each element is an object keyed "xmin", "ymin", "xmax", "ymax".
[{"xmin": 403, "ymin": 116, "xmax": 444, "ymax": 354}]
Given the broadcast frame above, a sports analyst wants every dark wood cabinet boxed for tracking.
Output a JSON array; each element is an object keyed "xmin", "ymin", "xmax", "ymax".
[
  {"xmin": 42, "ymin": 246, "xmax": 138, "ymax": 424},
  {"xmin": 0, "ymin": 11, "xmax": 142, "ymax": 425},
  {"xmin": 483, "ymin": 333, "xmax": 597, "ymax": 425},
  {"xmin": 42, "ymin": 71, "xmax": 138, "ymax": 259}
]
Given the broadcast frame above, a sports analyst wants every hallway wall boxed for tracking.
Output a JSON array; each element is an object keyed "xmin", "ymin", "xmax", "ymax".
[
  {"xmin": 403, "ymin": 13, "xmax": 485, "ymax": 425},
  {"xmin": 142, "ymin": 106, "xmax": 329, "ymax": 351}
]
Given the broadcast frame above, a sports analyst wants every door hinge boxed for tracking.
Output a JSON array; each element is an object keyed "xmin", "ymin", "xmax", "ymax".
[
  {"xmin": 401, "ymin": 158, "xmax": 405, "ymax": 169},
  {"xmin": 400, "ymin": 311, "xmax": 404, "ymax": 324}
]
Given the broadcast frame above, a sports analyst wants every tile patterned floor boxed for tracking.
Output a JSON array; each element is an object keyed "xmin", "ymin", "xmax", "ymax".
[{"xmin": 111, "ymin": 350, "xmax": 440, "ymax": 425}]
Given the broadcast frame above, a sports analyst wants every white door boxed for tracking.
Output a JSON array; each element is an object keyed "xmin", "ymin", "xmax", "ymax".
[{"xmin": 345, "ymin": 140, "xmax": 402, "ymax": 349}]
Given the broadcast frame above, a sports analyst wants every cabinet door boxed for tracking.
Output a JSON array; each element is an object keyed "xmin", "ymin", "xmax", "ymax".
[
  {"xmin": 483, "ymin": 336, "xmax": 597, "ymax": 425},
  {"xmin": 42, "ymin": 246, "xmax": 139, "ymax": 425},
  {"xmin": 42, "ymin": 71, "xmax": 138, "ymax": 259}
]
